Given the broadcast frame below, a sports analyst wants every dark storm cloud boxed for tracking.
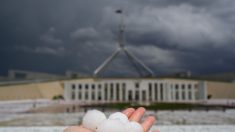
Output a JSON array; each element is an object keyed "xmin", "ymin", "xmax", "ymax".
[{"xmin": 0, "ymin": 0, "xmax": 235, "ymax": 76}]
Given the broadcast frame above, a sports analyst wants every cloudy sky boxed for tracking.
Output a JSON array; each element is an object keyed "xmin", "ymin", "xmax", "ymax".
[{"xmin": 0, "ymin": 0, "xmax": 235, "ymax": 77}]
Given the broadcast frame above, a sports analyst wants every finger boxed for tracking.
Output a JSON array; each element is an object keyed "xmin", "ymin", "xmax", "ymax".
[
  {"xmin": 141, "ymin": 116, "xmax": 156, "ymax": 132},
  {"xmin": 122, "ymin": 108, "xmax": 135, "ymax": 118},
  {"xmin": 129, "ymin": 107, "xmax": 145, "ymax": 122}
]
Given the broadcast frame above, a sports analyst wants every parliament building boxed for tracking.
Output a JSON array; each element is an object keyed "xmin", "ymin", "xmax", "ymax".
[{"xmin": 64, "ymin": 78, "xmax": 207, "ymax": 104}]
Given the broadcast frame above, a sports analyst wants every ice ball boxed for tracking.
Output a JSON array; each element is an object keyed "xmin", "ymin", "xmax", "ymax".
[
  {"xmin": 82, "ymin": 110, "xmax": 106, "ymax": 131},
  {"xmin": 109, "ymin": 112, "xmax": 129, "ymax": 123},
  {"xmin": 97, "ymin": 119, "xmax": 126, "ymax": 132},
  {"xmin": 126, "ymin": 121, "xmax": 143, "ymax": 132}
]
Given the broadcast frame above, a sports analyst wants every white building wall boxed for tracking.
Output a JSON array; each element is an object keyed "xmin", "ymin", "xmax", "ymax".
[
  {"xmin": 64, "ymin": 82, "xmax": 70, "ymax": 100},
  {"xmin": 198, "ymin": 81, "xmax": 207, "ymax": 101},
  {"xmin": 64, "ymin": 78, "xmax": 203, "ymax": 104}
]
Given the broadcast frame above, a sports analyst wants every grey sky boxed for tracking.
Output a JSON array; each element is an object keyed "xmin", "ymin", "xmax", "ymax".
[{"xmin": 0, "ymin": 0, "xmax": 235, "ymax": 76}]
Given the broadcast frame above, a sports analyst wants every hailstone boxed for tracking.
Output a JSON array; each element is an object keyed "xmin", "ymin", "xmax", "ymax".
[
  {"xmin": 108, "ymin": 112, "xmax": 129, "ymax": 123},
  {"xmin": 82, "ymin": 110, "xmax": 107, "ymax": 131},
  {"xmin": 97, "ymin": 119, "xmax": 126, "ymax": 132},
  {"xmin": 125, "ymin": 121, "xmax": 143, "ymax": 132}
]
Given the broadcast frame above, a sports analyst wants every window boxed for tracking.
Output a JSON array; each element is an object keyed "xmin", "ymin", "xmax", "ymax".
[
  {"xmin": 135, "ymin": 90, "xmax": 139, "ymax": 101},
  {"xmin": 175, "ymin": 84, "xmax": 179, "ymax": 100},
  {"xmin": 72, "ymin": 84, "xmax": 76, "ymax": 90},
  {"xmin": 110, "ymin": 83, "xmax": 113, "ymax": 100},
  {"xmin": 122, "ymin": 83, "xmax": 126, "ymax": 101},
  {"xmin": 188, "ymin": 91, "xmax": 192, "ymax": 100},
  {"xmin": 128, "ymin": 90, "xmax": 133, "ymax": 101},
  {"xmin": 154, "ymin": 83, "xmax": 158, "ymax": 100},
  {"xmin": 142, "ymin": 90, "xmax": 146, "ymax": 101},
  {"xmin": 78, "ymin": 91, "xmax": 82, "ymax": 100},
  {"xmin": 188, "ymin": 84, "xmax": 192, "ymax": 100},
  {"xmin": 71, "ymin": 91, "xmax": 75, "ymax": 100},
  {"xmin": 122, "ymin": 83, "xmax": 126, "ymax": 89},
  {"xmin": 175, "ymin": 84, "xmax": 179, "ymax": 89},
  {"xmin": 98, "ymin": 91, "xmax": 102, "ymax": 101},
  {"xmin": 182, "ymin": 84, "xmax": 185, "ymax": 100},
  {"xmin": 92, "ymin": 84, "xmax": 95, "ymax": 90},
  {"xmin": 85, "ymin": 91, "xmax": 88, "ymax": 100},
  {"xmin": 104, "ymin": 83, "xmax": 108, "ymax": 100},
  {"xmin": 135, "ymin": 83, "xmax": 139, "ymax": 88},
  {"xmin": 188, "ymin": 84, "xmax": 191, "ymax": 89},
  {"xmin": 72, "ymin": 105, "xmax": 76, "ymax": 112},
  {"xmin": 160, "ymin": 83, "xmax": 163, "ymax": 100},
  {"xmin": 116, "ymin": 83, "xmax": 120, "ymax": 101},
  {"xmin": 122, "ymin": 87, "xmax": 126, "ymax": 101},
  {"xmin": 79, "ymin": 84, "xmax": 82, "ymax": 89},
  {"xmin": 148, "ymin": 83, "xmax": 152, "ymax": 101},
  {"xmin": 195, "ymin": 87, "xmax": 199, "ymax": 99},
  {"xmin": 14, "ymin": 73, "xmax": 27, "ymax": 79},
  {"xmin": 92, "ymin": 91, "xmax": 95, "ymax": 100},
  {"xmin": 98, "ymin": 84, "xmax": 102, "ymax": 89},
  {"xmin": 85, "ymin": 84, "xmax": 89, "ymax": 89}
]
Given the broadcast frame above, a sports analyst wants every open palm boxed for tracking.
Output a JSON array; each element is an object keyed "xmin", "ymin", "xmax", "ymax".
[{"xmin": 64, "ymin": 107, "xmax": 159, "ymax": 132}]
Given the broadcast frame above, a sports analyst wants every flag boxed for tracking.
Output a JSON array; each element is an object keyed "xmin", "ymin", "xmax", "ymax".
[{"xmin": 116, "ymin": 10, "xmax": 122, "ymax": 14}]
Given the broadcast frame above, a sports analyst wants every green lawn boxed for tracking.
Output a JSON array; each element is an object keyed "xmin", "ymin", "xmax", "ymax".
[{"xmin": 84, "ymin": 102, "xmax": 197, "ymax": 110}]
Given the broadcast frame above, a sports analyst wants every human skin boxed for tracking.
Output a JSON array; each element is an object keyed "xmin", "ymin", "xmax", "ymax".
[{"xmin": 64, "ymin": 107, "xmax": 160, "ymax": 132}]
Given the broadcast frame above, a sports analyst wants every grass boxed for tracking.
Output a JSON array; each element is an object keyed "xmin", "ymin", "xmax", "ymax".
[{"xmin": 84, "ymin": 102, "xmax": 197, "ymax": 110}]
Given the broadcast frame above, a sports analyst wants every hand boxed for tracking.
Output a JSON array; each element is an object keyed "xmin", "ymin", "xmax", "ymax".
[{"xmin": 64, "ymin": 107, "xmax": 159, "ymax": 132}]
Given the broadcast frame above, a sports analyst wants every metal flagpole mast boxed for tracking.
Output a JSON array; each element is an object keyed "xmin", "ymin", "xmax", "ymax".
[{"xmin": 93, "ymin": 10, "xmax": 154, "ymax": 77}]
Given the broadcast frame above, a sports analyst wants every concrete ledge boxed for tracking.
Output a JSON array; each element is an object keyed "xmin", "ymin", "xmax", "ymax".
[{"xmin": 0, "ymin": 125, "xmax": 234, "ymax": 132}]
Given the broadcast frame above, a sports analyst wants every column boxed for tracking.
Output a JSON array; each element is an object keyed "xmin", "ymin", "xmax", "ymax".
[
  {"xmin": 152, "ymin": 83, "xmax": 156, "ymax": 102},
  {"xmin": 123, "ymin": 83, "xmax": 127, "ymax": 102},
  {"xmin": 146, "ymin": 84, "xmax": 149, "ymax": 102},
  {"xmin": 157, "ymin": 83, "xmax": 161, "ymax": 101},
  {"xmin": 167, "ymin": 83, "xmax": 171, "ymax": 102},
  {"xmin": 101, "ymin": 84, "xmax": 105, "ymax": 102},
  {"xmin": 133, "ymin": 89, "xmax": 136, "ymax": 102},
  {"xmin": 163, "ymin": 82, "xmax": 167, "ymax": 101},
  {"xmin": 112, "ymin": 84, "xmax": 114, "ymax": 102},
  {"xmin": 139, "ymin": 88, "xmax": 142, "ymax": 103},
  {"xmin": 171, "ymin": 84, "xmax": 175, "ymax": 102},
  {"xmin": 178, "ymin": 83, "xmax": 182, "ymax": 101},
  {"xmin": 107, "ymin": 84, "xmax": 110, "ymax": 102},
  {"xmin": 150, "ymin": 83, "xmax": 154, "ymax": 101},
  {"xmin": 125, "ymin": 87, "xmax": 129, "ymax": 102},
  {"xmin": 75, "ymin": 84, "xmax": 78, "ymax": 101},
  {"xmin": 185, "ymin": 84, "xmax": 189, "ymax": 101},
  {"xmin": 119, "ymin": 83, "xmax": 123, "ymax": 102},
  {"xmin": 89, "ymin": 84, "xmax": 92, "ymax": 102},
  {"xmin": 125, "ymin": 89, "xmax": 129, "ymax": 102},
  {"xmin": 162, "ymin": 83, "xmax": 165, "ymax": 101},
  {"xmin": 113, "ymin": 84, "xmax": 117, "ymax": 102},
  {"xmin": 82, "ymin": 84, "xmax": 85, "ymax": 101},
  {"xmin": 95, "ymin": 84, "xmax": 99, "ymax": 102},
  {"xmin": 191, "ymin": 84, "xmax": 195, "ymax": 101}
]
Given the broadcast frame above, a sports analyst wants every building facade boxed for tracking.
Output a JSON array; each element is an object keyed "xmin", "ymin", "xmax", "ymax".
[
  {"xmin": 0, "ymin": 81, "xmax": 63, "ymax": 100},
  {"xmin": 64, "ymin": 78, "xmax": 207, "ymax": 104}
]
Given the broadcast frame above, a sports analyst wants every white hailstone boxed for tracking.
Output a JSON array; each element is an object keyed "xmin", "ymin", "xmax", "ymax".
[
  {"xmin": 125, "ymin": 121, "xmax": 143, "ymax": 132},
  {"xmin": 108, "ymin": 112, "xmax": 129, "ymax": 123},
  {"xmin": 97, "ymin": 119, "xmax": 126, "ymax": 132},
  {"xmin": 82, "ymin": 110, "xmax": 107, "ymax": 131}
]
